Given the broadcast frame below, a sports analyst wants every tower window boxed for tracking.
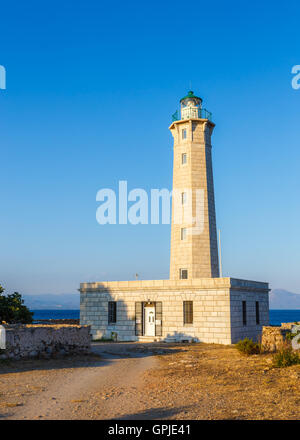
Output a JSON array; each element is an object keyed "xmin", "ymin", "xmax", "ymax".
[
  {"xmin": 180, "ymin": 269, "xmax": 188, "ymax": 279},
  {"xmin": 182, "ymin": 129, "xmax": 187, "ymax": 139},
  {"xmin": 108, "ymin": 301, "xmax": 117, "ymax": 324},
  {"xmin": 242, "ymin": 301, "xmax": 247, "ymax": 326},
  {"xmin": 183, "ymin": 301, "xmax": 193, "ymax": 324},
  {"xmin": 181, "ymin": 192, "xmax": 187, "ymax": 205},
  {"xmin": 256, "ymin": 301, "xmax": 260, "ymax": 325},
  {"xmin": 181, "ymin": 153, "xmax": 187, "ymax": 165},
  {"xmin": 181, "ymin": 228, "xmax": 187, "ymax": 240}
]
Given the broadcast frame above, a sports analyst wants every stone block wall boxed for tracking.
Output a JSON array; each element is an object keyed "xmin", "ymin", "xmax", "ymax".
[
  {"xmin": 230, "ymin": 290, "xmax": 269, "ymax": 343},
  {"xmin": 169, "ymin": 118, "xmax": 219, "ymax": 279},
  {"xmin": 80, "ymin": 278, "xmax": 269, "ymax": 345},
  {"xmin": 0, "ymin": 324, "xmax": 91, "ymax": 360},
  {"xmin": 81, "ymin": 287, "xmax": 232, "ymax": 344}
]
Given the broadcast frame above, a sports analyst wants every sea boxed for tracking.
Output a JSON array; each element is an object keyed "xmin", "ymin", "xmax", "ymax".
[
  {"xmin": 32, "ymin": 309, "xmax": 300, "ymax": 326},
  {"xmin": 32, "ymin": 309, "xmax": 80, "ymax": 321}
]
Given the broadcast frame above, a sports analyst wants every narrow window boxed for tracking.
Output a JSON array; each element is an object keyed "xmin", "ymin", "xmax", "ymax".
[
  {"xmin": 108, "ymin": 301, "xmax": 117, "ymax": 324},
  {"xmin": 181, "ymin": 228, "xmax": 187, "ymax": 241},
  {"xmin": 242, "ymin": 301, "xmax": 247, "ymax": 326},
  {"xmin": 182, "ymin": 128, "xmax": 187, "ymax": 139},
  {"xmin": 183, "ymin": 301, "xmax": 193, "ymax": 324},
  {"xmin": 256, "ymin": 301, "xmax": 260, "ymax": 325},
  {"xmin": 181, "ymin": 153, "xmax": 187, "ymax": 165},
  {"xmin": 181, "ymin": 192, "xmax": 187, "ymax": 205},
  {"xmin": 180, "ymin": 268, "xmax": 188, "ymax": 279}
]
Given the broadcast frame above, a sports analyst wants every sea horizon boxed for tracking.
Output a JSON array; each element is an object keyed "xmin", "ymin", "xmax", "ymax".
[{"xmin": 31, "ymin": 309, "xmax": 300, "ymax": 326}]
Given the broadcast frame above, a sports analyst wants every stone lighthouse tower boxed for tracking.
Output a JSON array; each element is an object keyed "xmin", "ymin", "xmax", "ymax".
[{"xmin": 169, "ymin": 91, "xmax": 219, "ymax": 279}]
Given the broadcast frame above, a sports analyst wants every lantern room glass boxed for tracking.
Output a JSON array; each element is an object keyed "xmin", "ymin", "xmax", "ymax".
[{"xmin": 180, "ymin": 95, "xmax": 202, "ymax": 120}]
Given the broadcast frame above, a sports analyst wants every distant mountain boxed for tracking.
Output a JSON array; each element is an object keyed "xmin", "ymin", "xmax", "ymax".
[
  {"xmin": 21, "ymin": 289, "xmax": 300, "ymax": 310},
  {"xmin": 23, "ymin": 293, "xmax": 79, "ymax": 310},
  {"xmin": 270, "ymin": 289, "xmax": 300, "ymax": 309}
]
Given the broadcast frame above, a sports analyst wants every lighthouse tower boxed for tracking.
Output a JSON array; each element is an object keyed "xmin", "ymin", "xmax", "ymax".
[{"xmin": 169, "ymin": 91, "xmax": 219, "ymax": 279}]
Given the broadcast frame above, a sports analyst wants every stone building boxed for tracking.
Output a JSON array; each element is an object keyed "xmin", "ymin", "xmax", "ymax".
[{"xmin": 80, "ymin": 92, "xmax": 269, "ymax": 344}]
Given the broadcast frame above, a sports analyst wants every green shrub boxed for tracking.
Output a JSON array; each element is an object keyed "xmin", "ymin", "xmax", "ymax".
[
  {"xmin": 272, "ymin": 347, "xmax": 300, "ymax": 368},
  {"xmin": 285, "ymin": 331, "xmax": 293, "ymax": 341},
  {"xmin": 236, "ymin": 337, "xmax": 261, "ymax": 355},
  {"xmin": 0, "ymin": 285, "xmax": 33, "ymax": 324}
]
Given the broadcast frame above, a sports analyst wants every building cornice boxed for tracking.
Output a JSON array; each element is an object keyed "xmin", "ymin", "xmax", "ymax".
[
  {"xmin": 79, "ymin": 277, "xmax": 269, "ymax": 294},
  {"xmin": 169, "ymin": 118, "xmax": 215, "ymax": 131}
]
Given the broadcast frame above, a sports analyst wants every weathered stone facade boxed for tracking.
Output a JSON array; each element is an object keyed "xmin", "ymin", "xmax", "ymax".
[
  {"xmin": 169, "ymin": 117, "xmax": 219, "ymax": 279},
  {"xmin": 0, "ymin": 324, "xmax": 91, "ymax": 360},
  {"xmin": 80, "ymin": 278, "xmax": 269, "ymax": 344}
]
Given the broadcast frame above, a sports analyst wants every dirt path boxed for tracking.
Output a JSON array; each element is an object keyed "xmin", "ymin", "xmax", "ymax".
[
  {"xmin": 0, "ymin": 343, "xmax": 160, "ymax": 420},
  {"xmin": 2, "ymin": 342, "xmax": 300, "ymax": 420}
]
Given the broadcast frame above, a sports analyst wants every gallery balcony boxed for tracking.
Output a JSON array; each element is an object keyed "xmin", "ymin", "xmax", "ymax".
[{"xmin": 172, "ymin": 107, "xmax": 213, "ymax": 122}]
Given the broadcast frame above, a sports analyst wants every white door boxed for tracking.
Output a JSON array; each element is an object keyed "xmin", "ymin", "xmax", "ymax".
[{"xmin": 144, "ymin": 307, "xmax": 155, "ymax": 336}]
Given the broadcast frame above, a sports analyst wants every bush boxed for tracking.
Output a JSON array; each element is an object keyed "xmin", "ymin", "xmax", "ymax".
[
  {"xmin": 236, "ymin": 337, "xmax": 261, "ymax": 355},
  {"xmin": 272, "ymin": 347, "xmax": 300, "ymax": 368},
  {"xmin": 0, "ymin": 285, "xmax": 33, "ymax": 324}
]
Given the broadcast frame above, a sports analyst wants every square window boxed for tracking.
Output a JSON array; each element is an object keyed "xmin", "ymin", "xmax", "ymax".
[
  {"xmin": 181, "ymin": 228, "xmax": 187, "ymax": 240},
  {"xmin": 182, "ymin": 129, "xmax": 187, "ymax": 139},
  {"xmin": 180, "ymin": 269, "xmax": 188, "ymax": 279},
  {"xmin": 182, "ymin": 153, "xmax": 187, "ymax": 165}
]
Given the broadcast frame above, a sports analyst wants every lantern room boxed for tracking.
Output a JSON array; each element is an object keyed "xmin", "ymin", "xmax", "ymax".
[{"xmin": 180, "ymin": 91, "xmax": 202, "ymax": 120}]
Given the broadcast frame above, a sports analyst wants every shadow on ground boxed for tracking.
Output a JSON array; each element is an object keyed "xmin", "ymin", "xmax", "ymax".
[
  {"xmin": 91, "ymin": 341, "xmax": 187, "ymax": 359},
  {"xmin": 112, "ymin": 404, "xmax": 194, "ymax": 420},
  {"xmin": 0, "ymin": 342, "xmax": 187, "ymax": 375}
]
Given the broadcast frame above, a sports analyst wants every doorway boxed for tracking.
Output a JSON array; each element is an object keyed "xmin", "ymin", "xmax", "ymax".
[{"xmin": 144, "ymin": 304, "xmax": 155, "ymax": 336}]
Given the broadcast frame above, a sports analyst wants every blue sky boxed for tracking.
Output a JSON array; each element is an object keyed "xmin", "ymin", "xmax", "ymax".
[{"xmin": 0, "ymin": 0, "xmax": 299, "ymax": 295}]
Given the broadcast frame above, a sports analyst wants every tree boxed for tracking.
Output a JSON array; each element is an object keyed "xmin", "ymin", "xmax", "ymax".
[{"xmin": 0, "ymin": 286, "xmax": 33, "ymax": 324}]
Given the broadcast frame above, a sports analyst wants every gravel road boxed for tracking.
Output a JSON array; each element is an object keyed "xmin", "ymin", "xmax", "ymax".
[
  {"xmin": 2, "ymin": 342, "xmax": 300, "ymax": 420},
  {"xmin": 0, "ymin": 342, "xmax": 169, "ymax": 420}
]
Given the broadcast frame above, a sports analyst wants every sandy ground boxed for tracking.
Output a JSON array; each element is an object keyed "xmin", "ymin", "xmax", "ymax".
[{"xmin": 1, "ymin": 342, "xmax": 300, "ymax": 420}]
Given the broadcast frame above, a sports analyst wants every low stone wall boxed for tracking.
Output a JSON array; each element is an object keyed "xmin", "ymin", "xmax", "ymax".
[
  {"xmin": 33, "ymin": 319, "xmax": 80, "ymax": 325},
  {"xmin": 0, "ymin": 324, "xmax": 91, "ymax": 360},
  {"xmin": 262, "ymin": 322, "xmax": 300, "ymax": 352},
  {"xmin": 262, "ymin": 326, "xmax": 290, "ymax": 352}
]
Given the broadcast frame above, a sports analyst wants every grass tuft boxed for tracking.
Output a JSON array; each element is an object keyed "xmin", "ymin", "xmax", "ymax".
[
  {"xmin": 272, "ymin": 347, "xmax": 300, "ymax": 368},
  {"xmin": 236, "ymin": 338, "xmax": 261, "ymax": 355}
]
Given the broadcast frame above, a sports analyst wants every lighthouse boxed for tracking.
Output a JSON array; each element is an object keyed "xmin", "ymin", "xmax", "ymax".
[
  {"xmin": 169, "ymin": 91, "xmax": 220, "ymax": 279},
  {"xmin": 80, "ymin": 91, "xmax": 269, "ymax": 345}
]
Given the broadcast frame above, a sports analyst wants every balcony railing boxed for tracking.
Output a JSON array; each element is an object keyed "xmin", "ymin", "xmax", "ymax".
[{"xmin": 172, "ymin": 107, "xmax": 212, "ymax": 122}]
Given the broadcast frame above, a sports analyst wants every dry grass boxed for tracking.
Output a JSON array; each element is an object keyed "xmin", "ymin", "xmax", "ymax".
[
  {"xmin": 144, "ymin": 343, "xmax": 300, "ymax": 419},
  {"xmin": 1, "ymin": 344, "xmax": 300, "ymax": 420}
]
